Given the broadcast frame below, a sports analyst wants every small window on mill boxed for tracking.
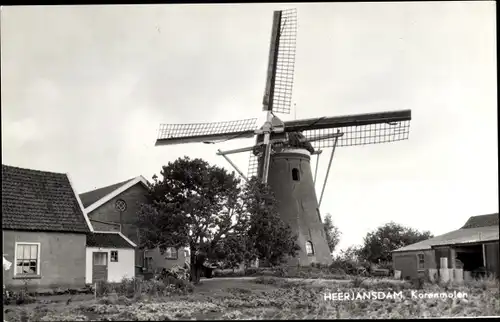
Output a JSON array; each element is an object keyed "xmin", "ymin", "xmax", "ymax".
[
  {"xmin": 306, "ymin": 241, "xmax": 314, "ymax": 256},
  {"xmin": 292, "ymin": 168, "xmax": 300, "ymax": 181}
]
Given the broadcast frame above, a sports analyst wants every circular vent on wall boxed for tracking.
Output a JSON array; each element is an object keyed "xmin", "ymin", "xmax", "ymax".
[{"xmin": 115, "ymin": 199, "xmax": 127, "ymax": 212}]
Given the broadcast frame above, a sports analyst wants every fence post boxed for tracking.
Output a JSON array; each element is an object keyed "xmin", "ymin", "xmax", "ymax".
[{"xmin": 94, "ymin": 282, "xmax": 97, "ymax": 300}]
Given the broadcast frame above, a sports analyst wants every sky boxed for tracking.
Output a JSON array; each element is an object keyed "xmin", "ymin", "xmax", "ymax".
[{"xmin": 1, "ymin": 2, "xmax": 497, "ymax": 253}]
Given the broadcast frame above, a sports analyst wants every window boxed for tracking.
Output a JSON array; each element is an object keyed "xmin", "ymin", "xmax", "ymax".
[
  {"xmin": 144, "ymin": 256, "xmax": 153, "ymax": 271},
  {"xmin": 110, "ymin": 251, "xmax": 118, "ymax": 262},
  {"xmin": 15, "ymin": 243, "xmax": 40, "ymax": 276},
  {"xmin": 305, "ymin": 241, "xmax": 314, "ymax": 256},
  {"xmin": 115, "ymin": 199, "xmax": 127, "ymax": 212},
  {"xmin": 292, "ymin": 168, "xmax": 300, "ymax": 181},
  {"xmin": 93, "ymin": 252, "xmax": 107, "ymax": 266},
  {"xmin": 165, "ymin": 247, "xmax": 178, "ymax": 260},
  {"xmin": 417, "ymin": 254, "xmax": 425, "ymax": 270}
]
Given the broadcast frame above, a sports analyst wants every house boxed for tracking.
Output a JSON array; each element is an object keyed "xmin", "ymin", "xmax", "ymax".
[
  {"xmin": 2, "ymin": 164, "xmax": 93, "ymax": 290},
  {"xmin": 78, "ymin": 176, "xmax": 187, "ymax": 275},
  {"xmin": 392, "ymin": 213, "xmax": 499, "ymax": 280},
  {"xmin": 86, "ymin": 231, "xmax": 137, "ymax": 284}
]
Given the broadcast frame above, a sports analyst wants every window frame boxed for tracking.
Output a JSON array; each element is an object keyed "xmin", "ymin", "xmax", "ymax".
[
  {"xmin": 417, "ymin": 253, "xmax": 425, "ymax": 270},
  {"xmin": 110, "ymin": 250, "xmax": 119, "ymax": 262},
  {"xmin": 165, "ymin": 247, "xmax": 178, "ymax": 260},
  {"xmin": 14, "ymin": 242, "xmax": 41, "ymax": 277},
  {"xmin": 144, "ymin": 256, "xmax": 153, "ymax": 271},
  {"xmin": 305, "ymin": 241, "xmax": 315, "ymax": 256},
  {"xmin": 292, "ymin": 168, "xmax": 300, "ymax": 181}
]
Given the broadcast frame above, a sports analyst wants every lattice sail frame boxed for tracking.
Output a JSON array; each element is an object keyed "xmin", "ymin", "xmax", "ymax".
[
  {"xmin": 156, "ymin": 118, "xmax": 258, "ymax": 145},
  {"xmin": 247, "ymin": 152, "xmax": 260, "ymax": 179},
  {"xmin": 304, "ymin": 120, "xmax": 411, "ymax": 149},
  {"xmin": 263, "ymin": 9, "xmax": 297, "ymax": 115}
]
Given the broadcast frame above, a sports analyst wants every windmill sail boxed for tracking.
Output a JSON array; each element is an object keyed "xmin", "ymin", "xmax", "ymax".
[
  {"xmin": 283, "ymin": 109, "xmax": 411, "ymax": 149},
  {"xmin": 262, "ymin": 9, "xmax": 297, "ymax": 115},
  {"xmin": 155, "ymin": 118, "xmax": 258, "ymax": 146},
  {"xmin": 247, "ymin": 152, "xmax": 259, "ymax": 179}
]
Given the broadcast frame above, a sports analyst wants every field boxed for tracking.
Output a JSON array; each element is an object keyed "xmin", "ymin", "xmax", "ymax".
[{"xmin": 3, "ymin": 275, "xmax": 499, "ymax": 321}]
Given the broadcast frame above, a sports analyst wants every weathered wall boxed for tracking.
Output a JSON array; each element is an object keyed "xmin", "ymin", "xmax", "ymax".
[
  {"xmin": 85, "ymin": 247, "xmax": 135, "ymax": 284},
  {"xmin": 484, "ymin": 241, "xmax": 499, "ymax": 277},
  {"xmin": 3, "ymin": 230, "xmax": 86, "ymax": 290},
  {"xmin": 144, "ymin": 247, "xmax": 187, "ymax": 272},
  {"xmin": 87, "ymin": 184, "xmax": 147, "ymax": 272},
  {"xmin": 267, "ymin": 149, "xmax": 332, "ymax": 266},
  {"xmin": 89, "ymin": 220, "xmax": 120, "ymax": 233},
  {"xmin": 393, "ymin": 249, "xmax": 436, "ymax": 279}
]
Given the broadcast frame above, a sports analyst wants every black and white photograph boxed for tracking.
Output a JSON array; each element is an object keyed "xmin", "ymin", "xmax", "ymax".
[{"xmin": 1, "ymin": 1, "xmax": 498, "ymax": 320}]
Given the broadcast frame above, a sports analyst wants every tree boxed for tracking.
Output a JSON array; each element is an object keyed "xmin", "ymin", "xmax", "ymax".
[
  {"xmin": 137, "ymin": 157, "xmax": 300, "ymax": 283},
  {"xmin": 323, "ymin": 213, "xmax": 341, "ymax": 253},
  {"xmin": 358, "ymin": 222, "xmax": 433, "ymax": 263},
  {"xmin": 245, "ymin": 178, "xmax": 301, "ymax": 267}
]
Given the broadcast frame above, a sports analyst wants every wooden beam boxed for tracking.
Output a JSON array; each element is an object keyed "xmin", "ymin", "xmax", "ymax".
[
  {"xmin": 262, "ymin": 11, "xmax": 282, "ymax": 111},
  {"xmin": 482, "ymin": 244, "xmax": 487, "ymax": 267},
  {"xmin": 283, "ymin": 109, "xmax": 412, "ymax": 132},
  {"xmin": 155, "ymin": 130, "xmax": 255, "ymax": 146}
]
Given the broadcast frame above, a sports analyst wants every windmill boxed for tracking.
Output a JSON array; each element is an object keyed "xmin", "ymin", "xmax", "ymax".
[{"xmin": 154, "ymin": 9, "xmax": 412, "ymax": 266}]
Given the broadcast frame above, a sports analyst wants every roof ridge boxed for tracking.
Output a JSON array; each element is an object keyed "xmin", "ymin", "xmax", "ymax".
[
  {"xmin": 79, "ymin": 176, "xmax": 137, "ymax": 195},
  {"xmin": 2, "ymin": 164, "xmax": 67, "ymax": 176}
]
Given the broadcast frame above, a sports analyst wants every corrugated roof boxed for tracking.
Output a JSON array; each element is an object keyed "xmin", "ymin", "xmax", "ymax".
[
  {"xmin": 2, "ymin": 164, "xmax": 90, "ymax": 233},
  {"xmin": 86, "ymin": 232, "xmax": 135, "ymax": 248},
  {"xmin": 393, "ymin": 225, "xmax": 499, "ymax": 252},
  {"xmin": 79, "ymin": 178, "xmax": 135, "ymax": 208}
]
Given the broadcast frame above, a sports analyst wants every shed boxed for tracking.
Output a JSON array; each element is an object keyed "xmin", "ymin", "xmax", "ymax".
[
  {"xmin": 392, "ymin": 213, "xmax": 499, "ymax": 280},
  {"xmin": 85, "ymin": 231, "xmax": 136, "ymax": 284}
]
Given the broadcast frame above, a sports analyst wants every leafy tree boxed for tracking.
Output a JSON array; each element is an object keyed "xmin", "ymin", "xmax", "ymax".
[
  {"xmin": 137, "ymin": 157, "xmax": 299, "ymax": 283},
  {"xmin": 323, "ymin": 213, "xmax": 341, "ymax": 253},
  {"xmin": 336, "ymin": 245, "xmax": 362, "ymax": 262},
  {"xmin": 358, "ymin": 222, "xmax": 433, "ymax": 263},
  {"xmin": 245, "ymin": 178, "xmax": 301, "ymax": 266}
]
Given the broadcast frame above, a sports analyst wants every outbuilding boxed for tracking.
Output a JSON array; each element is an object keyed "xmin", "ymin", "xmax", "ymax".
[{"xmin": 85, "ymin": 231, "xmax": 136, "ymax": 284}]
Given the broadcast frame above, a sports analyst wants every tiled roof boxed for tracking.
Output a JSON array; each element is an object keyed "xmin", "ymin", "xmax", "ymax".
[
  {"xmin": 2, "ymin": 164, "xmax": 90, "ymax": 233},
  {"xmin": 86, "ymin": 232, "xmax": 135, "ymax": 248},
  {"xmin": 461, "ymin": 213, "xmax": 499, "ymax": 229},
  {"xmin": 393, "ymin": 225, "xmax": 499, "ymax": 252},
  {"xmin": 79, "ymin": 178, "xmax": 135, "ymax": 208}
]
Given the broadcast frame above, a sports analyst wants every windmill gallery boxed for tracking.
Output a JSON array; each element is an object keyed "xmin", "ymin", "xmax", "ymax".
[{"xmin": 154, "ymin": 9, "xmax": 412, "ymax": 266}]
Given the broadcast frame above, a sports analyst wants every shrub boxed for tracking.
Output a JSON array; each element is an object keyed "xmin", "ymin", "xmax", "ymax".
[{"xmin": 94, "ymin": 276, "xmax": 194, "ymax": 299}]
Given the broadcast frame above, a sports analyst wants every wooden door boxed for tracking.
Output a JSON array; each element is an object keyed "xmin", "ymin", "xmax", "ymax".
[{"xmin": 92, "ymin": 252, "xmax": 108, "ymax": 283}]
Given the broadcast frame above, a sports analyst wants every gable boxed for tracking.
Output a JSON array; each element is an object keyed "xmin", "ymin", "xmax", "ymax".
[
  {"xmin": 2, "ymin": 164, "xmax": 91, "ymax": 233},
  {"xmin": 79, "ymin": 178, "xmax": 135, "ymax": 208},
  {"xmin": 80, "ymin": 176, "xmax": 150, "ymax": 214}
]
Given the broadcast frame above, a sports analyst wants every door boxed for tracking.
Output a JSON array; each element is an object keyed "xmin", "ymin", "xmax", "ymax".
[{"xmin": 92, "ymin": 252, "xmax": 108, "ymax": 283}]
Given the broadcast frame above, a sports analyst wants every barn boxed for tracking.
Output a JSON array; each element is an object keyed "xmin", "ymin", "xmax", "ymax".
[
  {"xmin": 392, "ymin": 213, "xmax": 499, "ymax": 280},
  {"xmin": 85, "ymin": 231, "xmax": 136, "ymax": 284},
  {"xmin": 2, "ymin": 164, "xmax": 93, "ymax": 290},
  {"xmin": 78, "ymin": 176, "xmax": 188, "ymax": 275}
]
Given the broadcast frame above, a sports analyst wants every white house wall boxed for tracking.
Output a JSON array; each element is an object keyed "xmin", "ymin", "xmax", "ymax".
[{"xmin": 86, "ymin": 247, "xmax": 135, "ymax": 284}]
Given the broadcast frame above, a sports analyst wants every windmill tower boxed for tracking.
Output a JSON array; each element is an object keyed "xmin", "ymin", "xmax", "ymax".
[{"xmin": 154, "ymin": 9, "xmax": 412, "ymax": 266}]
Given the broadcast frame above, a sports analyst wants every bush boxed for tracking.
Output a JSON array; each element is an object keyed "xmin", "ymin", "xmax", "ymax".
[{"xmin": 94, "ymin": 277, "xmax": 194, "ymax": 298}]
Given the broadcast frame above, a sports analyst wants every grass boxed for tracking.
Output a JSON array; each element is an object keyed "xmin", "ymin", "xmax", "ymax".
[
  {"xmin": 3, "ymin": 275, "xmax": 499, "ymax": 320},
  {"xmin": 214, "ymin": 265, "xmax": 353, "ymax": 280}
]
